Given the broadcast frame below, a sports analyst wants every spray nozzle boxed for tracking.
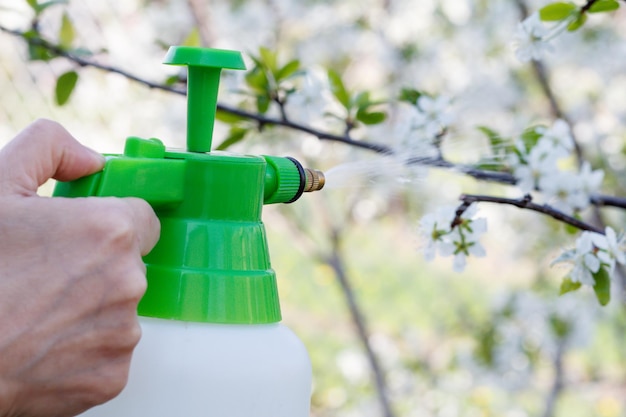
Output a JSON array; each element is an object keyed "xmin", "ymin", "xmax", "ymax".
[{"xmin": 303, "ymin": 168, "xmax": 325, "ymax": 193}]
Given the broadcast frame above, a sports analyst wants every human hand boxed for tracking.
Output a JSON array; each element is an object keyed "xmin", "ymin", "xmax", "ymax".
[{"xmin": 0, "ymin": 119, "xmax": 160, "ymax": 416}]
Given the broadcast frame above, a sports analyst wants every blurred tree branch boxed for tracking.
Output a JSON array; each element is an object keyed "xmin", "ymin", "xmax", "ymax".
[
  {"xmin": 186, "ymin": 0, "xmax": 214, "ymax": 46},
  {"xmin": 324, "ymin": 228, "xmax": 396, "ymax": 417},
  {"xmin": 513, "ymin": 0, "xmax": 584, "ymax": 164},
  {"xmin": 274, "ymin": 204, "xmax": 397, "ymax": 417},
  {"xmin": 541, "ymin": 339, "xmax": 566, "ymax": 417}
]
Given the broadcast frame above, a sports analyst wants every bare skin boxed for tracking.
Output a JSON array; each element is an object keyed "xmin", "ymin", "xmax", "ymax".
[{"xmin": 0, "ymin": 119, "xmax": 160, "ymax": 416}]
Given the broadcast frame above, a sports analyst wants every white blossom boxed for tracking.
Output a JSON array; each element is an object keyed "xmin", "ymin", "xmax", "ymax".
[
  {"xmin": 513, "ymin": 13, "xmax": 555, "ymax": 62},
  {"xmin": 553, "ymin": 231, "xmax": 605, "ymax": 286},
  {"xmin": 591, "ymin": 227, "xmax": 626, "ymax": 273},
  {"xmin": 418, "ymin": 205, "xmax": 456, "ymax": 261},
  {"xmin": 509, "ymin": 120, "xmax": 604, "ymax": 213},
  {"xmin": 449, "ymin": 217, "xmax": 487, "ymax": 272},
  {"xmin": 410, "ymin": 95, "xmax": 455, "ymax": 138},
  {"xmin": 418, "ymin": 204, "xmax": 487, "ymax": 272},
  {"xmin": 391, "ymin": 104, "xmax": 441, "ymax": 156},
  {"xmin": 512, "ymin": 140, "xmax": 560, "ymax": 193},
  {"xmin": 539, "ymin": 171, "xmax": 588, "ymax": 215},
  {"xmin": 537, "ymin": 119, "xmax": 574, "ymax": 157},
  {"xmin": 578, "ymin": 161, "xmax": 604, "ymax": 195},
  {"xmin": 286, "ymin": 67, "xmax": 335, "ymax": 125}
]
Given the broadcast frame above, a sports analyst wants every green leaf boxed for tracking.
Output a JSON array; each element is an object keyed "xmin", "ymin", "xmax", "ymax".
[
  {"xmin": 276, "ymin": 59, "xmax": 301, "ymax": 81},
  {"xmin": 592, "ymin": 267, "xmax": 611, "ymax": 306},
  {"xmin": 35, "ymin": 0, "xmax": 68, "ymax": 14},
  {"xmin": 164, "ymin": 74, "xmax": 180, "ymax": 86},
  {"xmin": 588, "ymin": 0, "xmax": 620, "ymax": 13},
  {"xmin": 477, "ymin": 126, "xmax": 506, "ymax": 154},
  {"xmin": 354, "ymin": 91, "xmax": 371, "ymax": 107},
  {"xmin": 520, "ymin": 126, "xmax": 543, "ymax": 152},
  {"xmin": 258, "ymin": 47, "xmax": 277, "ymax": 73},
  {"xmin": 549, "ymin": 315, "xmax": 571, "ymax": 338},
  {"xmin": 398, "ymin": 88, "xmax": 424, "ymax": 104},
  {"xmin": 539, "ymin": 2, "xmax": 577, "ymax": 21},
  {"xmin": 564, "ymin": 213, "xmax": 583, "ymax": 234},
  {"xmin": 245, "ymin": 68, "xmax": 269, "ymax": 93},
  {"xmin": 54, "ymin": 70, "xmax": 78, "ymax": 106},
  {"xmin": 567, "ymin": 12, "xmax": 588, "ymax": 31},
  {"xmin": 216, "ymin": 127, "xmax": 249, "ymax": 150},
  {"xmin": 474, "ymin": 160, "xmax": 506, "ymax": 172},
  {"xmin": 182, "ymin": 27, "xmax": 202, "ymax": 47},
  {"xmin": 215, "ymin": 109, "xmax": 247, "ymax": 124},
  {"xmin": 28, "ymin": 43, "xmax": 55, "ymax": 61},
  {"xmin": 26, "ymin": 0, "xmax": 38, "ymax": 10},
  {"xmin": 69, "ymin": 47, "xmax": 95, "ymax": 57},
  {"xmin": 473, "ymin": 324, "xmax": 498, "ymax": 367},
  {"xmin": 256, "ymin": 94, "xmax": 270, "ymax": 114},
  {"xmin": 559, "ymin": 278, "xmax": 582, "ymax": 295},
  {"xmin": 58, "ymin": 12, "xmax": 75, "ymax": 48},
  {"xmin": 327, "ymin": 69, "xmax": 351, "ymax": 109},
  {"xmin": 24, "ymin": 29, "xmax": 53, "ymax": 62},
  {"xmin": 356, "ymin": 109, "xmax": 386, "ymax": 125},
  {"xmin": 564, "ymin": 223, "xmax": 579, "ymax": 235}
]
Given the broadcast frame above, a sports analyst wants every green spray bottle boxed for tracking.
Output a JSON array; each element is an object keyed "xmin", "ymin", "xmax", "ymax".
[{"xmin": 53, "ymin": 46, "xmax": 324, "ymax": 417}]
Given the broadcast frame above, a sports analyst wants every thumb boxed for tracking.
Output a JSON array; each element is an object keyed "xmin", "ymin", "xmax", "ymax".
[{"xmin": 0, "ymin": 119, "xmax": 105, "ymax": 196}]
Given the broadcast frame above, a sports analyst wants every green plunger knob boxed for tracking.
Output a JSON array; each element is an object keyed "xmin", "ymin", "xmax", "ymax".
[{"xmin": 163, "ymin": 46, "xmax": 246, "ymax": 153}]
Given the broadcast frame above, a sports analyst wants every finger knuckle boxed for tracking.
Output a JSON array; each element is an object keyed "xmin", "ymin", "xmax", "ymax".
[
  {"xmin": 30, "ymin": 118, "xmax": 63, "ymax": 133},
  {"xmin": 122, "ymin": 273, "xmax": 147, "ymax": 303},
  {"xmin": 124, "ymin": 320, "xmax": 143, "ymax": 348},
  {"xmin": 98, "ymin": 360, "xmax": 132, "ymax": 402},
  {"xmin": 95, "ymin": 201, "xmax": 137, "ymax": 249}
]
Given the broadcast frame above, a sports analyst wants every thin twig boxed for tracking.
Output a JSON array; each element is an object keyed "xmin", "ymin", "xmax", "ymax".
[{"xmin": 457, "ymin": 193, "xmax": 604, "ymax": 234}]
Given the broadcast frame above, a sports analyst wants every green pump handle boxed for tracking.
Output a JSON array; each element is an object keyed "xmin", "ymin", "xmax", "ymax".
[
  {"xmin": 163, "ymin": 46, "xmax": 245, "ymax": 153},
  {"xmin": 53, "ymin": 46, "xmax": 324, "ymax": 325}
]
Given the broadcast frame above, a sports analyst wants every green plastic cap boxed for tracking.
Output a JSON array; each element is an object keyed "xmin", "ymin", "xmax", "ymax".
[{"xmin": 163, "ymin": 46, "xmax": 246, "ymax": 70}]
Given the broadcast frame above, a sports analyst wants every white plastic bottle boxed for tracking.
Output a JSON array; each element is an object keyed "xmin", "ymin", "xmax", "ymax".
[{"xmin": 80, "ymin": 317, "xmax": 312, "ymax": 417}]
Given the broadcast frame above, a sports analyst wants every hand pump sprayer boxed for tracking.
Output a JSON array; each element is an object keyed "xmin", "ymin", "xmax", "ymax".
[{"xmin": 53, "ymin": 46, "xmax": 324, "ymax": 417}]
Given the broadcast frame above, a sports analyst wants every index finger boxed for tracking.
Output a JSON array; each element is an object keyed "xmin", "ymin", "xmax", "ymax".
[{"xmin": 0, "ymin": 119, "xmax": 105, "ymax": 196}]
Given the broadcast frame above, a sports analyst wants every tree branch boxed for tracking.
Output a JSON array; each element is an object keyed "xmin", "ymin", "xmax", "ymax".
[
  {"xmin": 324, "ymin": 229, "xmax": 396, "ymax": 417},
  {"xmin": 185, "ymin": 0, "xmax": 214, "ymax": 46},
  {"xmin": 4, "ymin": 23, "xmax": 626, "ymax": 212},
  {"xmin": 0, "ymin": 24, "xmax": 394, "ymax": 155},
  {"xmin": 513, "ymin": 0, "xmax": 585, "ymax": 165},
  {"xmin": 541, "ymin": 338, "xmax": 566, "ymax": 417},
  {"xmin": 456, "ymin": 193, "xmax": 605, "ymax": 234}
]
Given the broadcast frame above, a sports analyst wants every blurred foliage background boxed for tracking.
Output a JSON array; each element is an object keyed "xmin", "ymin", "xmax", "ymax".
[{"xmin": 1, "ymin": 0, "xmax": 626, "ymax": 416}]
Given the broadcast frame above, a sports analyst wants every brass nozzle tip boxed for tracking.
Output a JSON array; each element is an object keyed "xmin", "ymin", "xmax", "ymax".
[{"xmin": 303, "ymin": 168, "xmax": 325, "ymax": 192}]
